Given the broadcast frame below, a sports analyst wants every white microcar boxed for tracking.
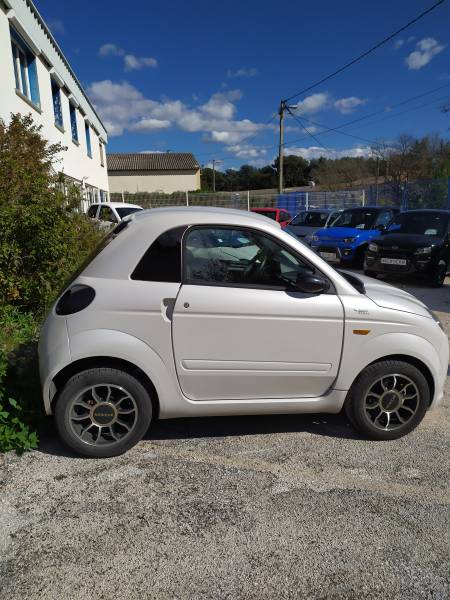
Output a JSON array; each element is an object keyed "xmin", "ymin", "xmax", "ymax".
[{"xmin": 39, "ymin": 207, "xmax": 448, "ymax": 457}]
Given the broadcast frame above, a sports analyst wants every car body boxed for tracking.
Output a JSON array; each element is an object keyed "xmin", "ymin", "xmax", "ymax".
[
  {"xmin": 87, "ymin": 202, "xmax": 143, "ymax": 227},
  {"xmin": 39, "ymin": 207, "xmax": 448, "ymax": 457},
  {"xmin": 251, "ymin": 207, "xmax": 291, "ymax": 227},
  {"xmin": 285, "ymin": 208, "xmax": 343, "ymax": 244},
  {"xmin": 310, "ymin": 206, "xmax": 399, "ymax": 266},
  {"xmin": 365, "ymin": 209, "xmax": 450, "ymax": 287}
]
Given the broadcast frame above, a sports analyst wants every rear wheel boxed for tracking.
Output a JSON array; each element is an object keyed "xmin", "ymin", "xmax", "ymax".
[
  {"xmin": 55, "ymin": 367, "xmax": 152, "ymax": 457},
  {"xmin": 430, "ymin": 261, "xmax": 447, "ymax": 288},
  {"xmin": 344, "ymin": 360, "xmax": 429, "ymax": 440}
]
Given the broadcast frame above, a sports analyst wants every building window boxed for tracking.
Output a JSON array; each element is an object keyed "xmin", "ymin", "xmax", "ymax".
[
  {"xmin": 51, "ymin": 78, "xmax": 64, "ymax": 129},
  {"xmin": 10, "ymin": 28, "xmax": 40, "ymax": 108},
  {"xmin": 99, "ymin": 142, "xmax": 104, "ymax": 166},
  {"xmin": 69, "ymin": 102, "xmax": 78, "ymax": 142},
  {"xmin": 85, "ymin": 122, "xmax": 92, "ymax": 157}
]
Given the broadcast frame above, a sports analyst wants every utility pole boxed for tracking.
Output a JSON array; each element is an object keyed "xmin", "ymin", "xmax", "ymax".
[
  {"xmin": 212, "ymin": 159, "xmax": 216, "ymax": 193},
  {"xmin": 278, "ymin": 100, "xmax": 285, "ymax": 194}
]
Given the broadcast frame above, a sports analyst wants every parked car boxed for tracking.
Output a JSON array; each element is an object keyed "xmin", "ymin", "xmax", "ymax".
[
  {"xmin": 87, "ymin": 202, "xmax": 143, "ymax": 227},
  {"xmin": 310, "ymin": 206, "xmax": 398, "ymax": 266},
  {"xmin": 285, "ymin": 208, "xmax": 343, "ymax": 244},
  {"xmin": 364, "ymin": 209, "xmax": 450, "ymax": 287},
  {"xmin": 250, "ymin": 207, "xmax": 291, "ymax": 227},
  {"xmin": 39, "ymin": 207, "xmax": 447, "ymax": 457}
]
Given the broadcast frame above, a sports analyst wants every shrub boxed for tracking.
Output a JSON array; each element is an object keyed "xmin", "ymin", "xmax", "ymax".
[{"xmin": 0, "ymin": 113, "xmax": 103, "ymax": 315}]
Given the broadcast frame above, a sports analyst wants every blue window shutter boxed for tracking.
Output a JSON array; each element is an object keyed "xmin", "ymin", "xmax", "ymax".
[
  {"xmin": 70, "ymin": 103, "xmax": 78, "ymax": 141},
  {"xmin": 85, "ymin": 123, "xmax": 92, "ymax": 157}
]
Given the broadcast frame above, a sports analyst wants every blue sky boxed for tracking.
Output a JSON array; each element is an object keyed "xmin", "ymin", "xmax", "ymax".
[{"xmin": 38, "ymin": 0, "xmax": 450, "ymax": 168}]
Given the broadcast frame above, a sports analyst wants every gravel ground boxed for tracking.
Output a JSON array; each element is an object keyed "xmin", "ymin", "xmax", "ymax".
[{"xmin": 1, "ymin": 276, "xmax": 449, "ymax": 600}]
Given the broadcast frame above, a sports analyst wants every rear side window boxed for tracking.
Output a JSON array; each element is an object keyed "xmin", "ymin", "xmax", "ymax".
[{"xmin": 131, "ymin": 225, "xmax": 187, "ymax": 282}]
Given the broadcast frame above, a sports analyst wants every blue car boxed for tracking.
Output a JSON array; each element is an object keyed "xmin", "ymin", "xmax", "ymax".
[{"xmin": 310, "ymin": 206, "xmax": 398, "ymax": 267}]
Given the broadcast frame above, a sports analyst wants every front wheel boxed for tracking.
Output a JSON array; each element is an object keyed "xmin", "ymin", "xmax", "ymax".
[
  {"xmin": 55, "ymin": 367, "xmax": 153, "ymax": 457},
  {"xmin": 430, "ymin": 261, "xmax": 447, "ymax": 288},
  {"xmin": 344, "ymin": 360, "xmax": 429, "ymax": 440}
]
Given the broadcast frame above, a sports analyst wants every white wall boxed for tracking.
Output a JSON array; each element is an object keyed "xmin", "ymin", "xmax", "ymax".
[
  {"xmin": 0, "ymin": 0, "xmax": 109, "ymax": 195},
  {"xmin": 108, "ymin": 171, "xmax": 201, "ymax": 194}
]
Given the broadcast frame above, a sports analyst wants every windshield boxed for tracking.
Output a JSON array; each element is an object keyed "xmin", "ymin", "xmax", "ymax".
[
  {"xmin": 291, "ymin": 211, "xmax": 330, "ymax": 227},
  {"xmin": 387, "ymin": 212, "xmax": 448, "ymax": 237},
  {"xmin": 331, "ymin": 209, "xmax": 378, "ymax": 230},
  {"xmin": 116, "ymin": 206, "xmax": 142, "ymax": 219}
]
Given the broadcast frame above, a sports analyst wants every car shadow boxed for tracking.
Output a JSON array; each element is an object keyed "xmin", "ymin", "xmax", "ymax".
[{"xmin": 37, "ymin": 412, "xmax": 363, "ymax": 459}]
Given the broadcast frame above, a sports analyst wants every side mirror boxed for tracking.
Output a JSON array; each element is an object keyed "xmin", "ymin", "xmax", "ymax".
[
  {"xmin": 376, "ymin": 224, "xmax": 386, "ymax": 231},
  {"xmin": 294, "ymin": 273, "xmax": 330, "ymax": 294}
]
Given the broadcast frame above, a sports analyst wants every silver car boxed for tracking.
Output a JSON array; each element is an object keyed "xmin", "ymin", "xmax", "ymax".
[{"xmin": 39, "ymin": 207, "xmax": 448, "ymax": 457}]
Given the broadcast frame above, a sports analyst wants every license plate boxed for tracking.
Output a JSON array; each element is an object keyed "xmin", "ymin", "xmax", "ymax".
[
  {"xmin": 320, "ymin": 251, "xmax": 338, "ymax": 261},
  {"xmin": 380, "ymin": 258, "xmax": 407, "ymax": 266}
]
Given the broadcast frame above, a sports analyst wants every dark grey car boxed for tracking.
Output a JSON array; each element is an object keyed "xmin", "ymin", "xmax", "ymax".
[{"xmin": 285, "ymin": 209, "xmax": 343, "ymax": 243}]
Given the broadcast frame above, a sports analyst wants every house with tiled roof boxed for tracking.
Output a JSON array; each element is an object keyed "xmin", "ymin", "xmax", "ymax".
[{"xmin": 107, "ymin": 152, "xmax": 201, "ymax": 194}]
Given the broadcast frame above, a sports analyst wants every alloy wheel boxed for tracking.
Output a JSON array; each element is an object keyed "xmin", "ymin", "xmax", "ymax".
[
  {"xmin": 364, "ymin": 374, "xmax": 420, "ymax": 431},
  {"xmin": 68, "ymin": 384, "xmax": 138, "ymax": 446}
]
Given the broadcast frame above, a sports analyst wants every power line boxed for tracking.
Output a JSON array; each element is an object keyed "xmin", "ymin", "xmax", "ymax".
[
  {"xmin": 283, "ymin": 0, "xmax": 448, "ymax": 103},
  {"xmin": 286, "ymin": 108, "xmax": 332, "ymax": 152},
  {"xmin": 284, "ymin": 84, "xmax": 450, "ymax": 148}
]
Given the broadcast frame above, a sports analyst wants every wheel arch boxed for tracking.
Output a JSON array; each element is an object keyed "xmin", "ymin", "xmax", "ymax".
[{"xmin": 52, "ymin": 357, "xmax": 160, "ymax": 417}]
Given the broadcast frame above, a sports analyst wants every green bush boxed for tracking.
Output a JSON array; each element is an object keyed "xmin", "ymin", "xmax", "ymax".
[{"xmin": 0, "ymin": 114, "xmax": 104, "ymax": 453}]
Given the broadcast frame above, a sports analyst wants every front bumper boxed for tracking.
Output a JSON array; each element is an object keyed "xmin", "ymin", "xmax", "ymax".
[
  {"xmin": 365, "ymin": 253, "xmax": 435, "ymax": 275},
  {"xmin": 311, "ymin": 243, "xmax": 358, "ymax": 263}
]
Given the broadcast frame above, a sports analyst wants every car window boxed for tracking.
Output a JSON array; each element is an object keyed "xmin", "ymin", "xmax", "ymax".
[
  {"xmin": 291, "ymin": 211, "xmax": 330, "ymax": 227},
  {"xmin": 280, "ymin": 211, "xmax": 291, "ymax": 221},
  {"xmin": 184, "ymin": 227, "xmax": 314, "ymax": 289},
  {"xmin": 331, "ymin": 209, "xmax": 378, "ymax": 230},
  {"xmin": 87, "ymin": 205, "xmax": 98, "ymax": 218},
  {"xmin": 98, "ymin": 205, "xmax": 117, "ymax": 223},
  {"xmin": 131, "ymin": 226, "xmax": 188, "ymax": 282},
  {"xmin": 387, "ymin": 212, "xmax": 449, "ymax": 237},
  {"xmin": 116, "ymin": 206, "xmax": 142, "ymax": 219},
  {"xmin": 374, "ymin": 210, "xmax": 392, "ymax": 227}
]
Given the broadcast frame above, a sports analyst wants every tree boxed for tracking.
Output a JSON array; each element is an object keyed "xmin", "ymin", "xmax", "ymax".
[{"xmin": 0, "ymin": 114, "xmax": 102, "ymax": 314}]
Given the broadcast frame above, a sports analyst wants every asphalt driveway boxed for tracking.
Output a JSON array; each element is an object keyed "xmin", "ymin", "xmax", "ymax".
[{"xmin": 1, "ymin": 276, "xmax": 449, "ymax": 600}]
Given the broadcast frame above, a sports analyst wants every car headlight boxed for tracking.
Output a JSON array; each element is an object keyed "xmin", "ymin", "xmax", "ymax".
[
  {"xmin": 343, "ymin": 237, "xmax": 356, "ymax": 244},
  {"xmin": 368, "ymin": 243, "xmax": 379, "ymax": 252},
  {"xmin": 414, "ymin": 246, "xmax": 432, "ymax": 255}
]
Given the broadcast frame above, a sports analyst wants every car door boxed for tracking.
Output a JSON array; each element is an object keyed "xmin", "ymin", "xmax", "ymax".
[{"xmin": 171, "ymin": 226, "xmax": 344, "ymax": 401}]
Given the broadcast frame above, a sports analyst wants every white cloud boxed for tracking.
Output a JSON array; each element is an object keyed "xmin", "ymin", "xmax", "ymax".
[
  {"xmin": 140, "ymin": 150, "xmax": 164, "ymax": 153},
  {"xmin": 225, "ymin": 144, "xmax": 267, "ymax": 159},
  {"xmin": 88, "ymin": 80, "xmax": 267, "ymax": 142},
  {"xmin": 394, "ymin": 39, "xmax": 405, "ymax": 50},
  {"xmin": 294, "ymin": 93, "xmax": 330, "ymax": 114},
  {"xmin": 284, "ymin": 145, "xmax": 372, "ymax": 160},
  {"xmin": 227, "ymin": 67, "xmax": 258, "ymax": 78},
  {"xmin": 334, "ymin": 96, "xmax": 367, "ymax": 114},
  {"xmin": 99, "ymin": 43, "xmax": 124, "ymax": 57},
  {"xmin": 124, "ymin": 54, "xmax": 158, "ymax": 71},
  {"xmin": 405, "ymin": 37, "xmax": 446, "ymax": 70},
  {"xmin": 129, "ymin": 118, "xmax": 171, "ymax": 132},
  {"xmin": 47, "ymin": 18, "xmax": 65, "ymax": 35},
  {"xmin": 98, "ymin": 44, "xmax": 158, "ymax": 71}
]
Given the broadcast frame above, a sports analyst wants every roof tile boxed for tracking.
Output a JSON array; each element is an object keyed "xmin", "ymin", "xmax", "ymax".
[{"xmin": 107, "ymin": 152, "xmax": 200, "ymax": 171}]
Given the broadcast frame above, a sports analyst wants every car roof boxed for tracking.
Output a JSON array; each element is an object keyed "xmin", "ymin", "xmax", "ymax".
[
  {"xmin": 251, "ymin": 207, "xmax": 282, "ymax": 212},
  {"xmin": 400, "ymin": 209, "xmax": 450, "ymax": 214},
  {"xmin": 108, "ymin": 202, "xmax": 143, "ymax": 209}
]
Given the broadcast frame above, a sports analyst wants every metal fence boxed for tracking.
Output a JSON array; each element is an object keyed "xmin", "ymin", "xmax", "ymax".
[
  {"xmin": 104, "ymin": 178, "xmax": 450, "ymax": 215},
  {"xmin": 108, "ymin": 189, "xmax": 366, "ymax": 214}
]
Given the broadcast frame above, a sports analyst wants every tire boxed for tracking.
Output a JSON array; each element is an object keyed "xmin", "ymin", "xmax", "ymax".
[
  {"xmin": 364, "ymin": 270, "xmax": 378, "ymax": 278},
  {"xmin": 430, "ymin": 261, "xmax": 447, "ymax": 288},
  {"xmin": 344, "ymin": 360, "xmax": 429, "ymax": 440},
  {"xmin": 352, "ymin": 246, "xmax": 366, "ymax": 269},
  {"xmin": 55, "ymin": 367, "xmax": 153, "ymax": 458}
]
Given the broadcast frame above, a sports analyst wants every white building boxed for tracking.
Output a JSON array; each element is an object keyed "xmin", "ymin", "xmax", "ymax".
[
  {"xmin": 0, "ymin": 0, "xmax": 109, "ymax": 203},
  {"xmin": 108, "ymin": 153, "xmax": 201, "ymax": 194}
]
